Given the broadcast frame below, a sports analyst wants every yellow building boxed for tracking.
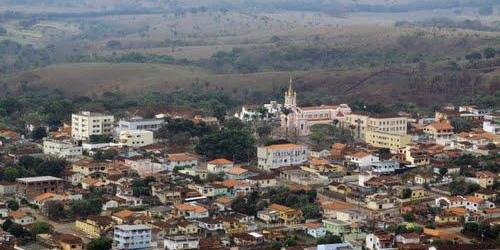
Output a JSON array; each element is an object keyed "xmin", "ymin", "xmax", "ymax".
[
  {"xmin": 366, "ymin": 130, "xmax": 412, "ymax": 151},
  {"xmin": 75, "ymin": 216, "xmax": 113, "ymax": 238},
  {"xmin": 434, "ymin": 207, "xmax": 465, "ymax": 225},
  {"xmin": 54, "ymin": 234, "xmax": 83, "ymax": 250},
  {"xmin": 269, "ymin": 203, "xmax": 302, "ymax": 225}
]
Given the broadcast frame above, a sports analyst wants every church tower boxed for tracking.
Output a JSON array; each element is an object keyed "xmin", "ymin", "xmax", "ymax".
[{"xmin": 284, "ymin": 76, "xmax": 297, "ymax": 108}]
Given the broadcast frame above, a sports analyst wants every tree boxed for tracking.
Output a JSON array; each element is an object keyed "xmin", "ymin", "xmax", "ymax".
[
  {"xmin": 87, "ymin": 237, "xmax": 113, "ymax": 250},
  {"xmin": 450, "ymin": 118, "xmax": 472, "ymax": 133},
  {"xmin": 483, "ymin": 48, "xmax": 496, "ymax": 59},
  {"xmin": 302, "ymin": 204, "xmax": 321, "ymax": 219},
  {"xmin": 485, "ymin": 143, "xmax": 496, "ymax": 150},
  {"xmin": 45, "ymin": 201, "xmax": 66, "ymax": 220},
  {"xmin": 401, "ymin": 188, "xmax": 412, "ymax": 199},
  {"xmin": 30, "ymin": 127, "xmax": 47, "ymax": 140},
  {"xmin": 403, "ymin": 213, "xmax": 415, "ymax": 222},
  {"xmin": 7, "ymin": 223, "xmax": 26, "ymax": 237},
  {"xmin": 195, "ymin": 127, "xmax": 255, "ymax": 162},
  {"xmin": 317, "ymin": 233, "xmax": 342, "ymax": 245},
  {"xmin": 465, "ymin": 52, "xmax": 482, "ymax": 61},
  {"xmin": 30, "ymin": 222, "xmax": 52, "ymax": 235},
  {"xmin": 7, "ymin": 200, "xmax": 19, "ymax": 211},
  {"xmin": 2, "ymin": 219, "xmax": 12, "ymax": 231}
]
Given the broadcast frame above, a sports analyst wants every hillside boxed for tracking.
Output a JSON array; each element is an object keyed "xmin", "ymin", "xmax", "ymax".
[{"xmin": 3, "ymin": 62, "xmax": 498, "ymax": 107}]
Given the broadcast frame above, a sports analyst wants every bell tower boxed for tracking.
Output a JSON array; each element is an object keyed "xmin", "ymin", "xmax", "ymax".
[{"xmin": 284, "ymin": 76, "xmax": 297, "ymax": 108}]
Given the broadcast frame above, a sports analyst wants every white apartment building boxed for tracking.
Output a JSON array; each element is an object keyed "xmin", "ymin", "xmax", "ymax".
[
  {"xmin": 117, "ymin": 116, "xmax": 165, "ymax": 133},
  {"xmin": 164, "ymin": 236, "xmax": 199, "ymax": 250},
  {"xmin": 43, "ymin": 139, "xmax": 82, "ymax": 161},
  {"xmin": 119, "ymin": 130, "xmax": 154, "ymax": 148},
  {"xmin": 113, "ymin": 224, "xmax": 151, "ymax": 250},
  {"xmin": 71, "ymin": 111, "xmax": 114, "ymax": 141},
  {"xmin": 257, "ymin": 144, "xmax": 309, "ymax": 170}
]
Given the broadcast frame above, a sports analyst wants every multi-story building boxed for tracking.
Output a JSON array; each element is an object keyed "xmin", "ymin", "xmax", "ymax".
[
  {"xmin": 164, "ymin": 236, "xmax": 199, "ymax": 250},
  {"xmin": 71, "ymin": 111, "xmax": 114, "ymax": 141},
  {"xmin": 424, "ymin": 121, "xmax": 454, "ymax": 139},
  {"xmin": 483, "ymin": 120, "xmax": 500, "ymax": 135},
  {"xmin": 365, "ymin": 130, "xmax": 412, "ymax": 152},
  {"xmin": 117, "ymin": 116, "xmax": 165, "ymax": 133},
  {"xmin": 43, "ymin": 139, "xmax": 82, "ymax": 161},
  {"xmin": 16, "ymin": 176, "xmax": 64, "ymax": 200},
  {"xmin": 118, "ymin": 130, "xmax": 154, "ymax": 148},
  {"xmin": 75, "ymin": 215, "xmax": 113, "ymax": 238},
  {"xmin": 344, "ymin": 113, "xmax": 407, "ymax": 141},
  {"xmin": 257, "ymin": 144, "xmax": 308, "ymax": 170},
  {"xmin": 113, "ymin": 224, "xmax": 151, "ymax": 250}
]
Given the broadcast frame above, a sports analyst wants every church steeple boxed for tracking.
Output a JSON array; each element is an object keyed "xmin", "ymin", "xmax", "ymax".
[{"xmin": 284, "ymin": 76, "xmax": 297, "ymax": 108}]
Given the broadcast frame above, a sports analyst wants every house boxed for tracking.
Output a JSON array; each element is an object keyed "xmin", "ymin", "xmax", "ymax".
[
  {"xmin": 164, "ymin": 236, "xmax": 199, "ymax": 250},
  {"xmin": 246, "ymin": 174, "xmax": 277, "ymax": 188},
  {"xmin": 474, "ymin": 189, "xmax": 497, "ymax": 202},
  {"xmin": 72, "ymin": 159, "xmax": 108, "ymax": 176},
  {"xmin": 43, "ymin": 138, "xmax": 82, "ymax": 161},
  {"xmin": 257, "ymin": 143, "xmax": 309, "ymax": 170},
  {"xmin": 113, "ymin": 224, "xmax": 151, "ymax": 250},
  {"xmin": 435, "ymin": 196, "xmax": 466, "ymax": 209},
  {"xmin": 9, "ymin": 211, "xmax": 35, "ymax": 225},
  {"xmin": 257, "ymin": 209, "xmax": 280, "ymax": 224},
  {"xmin": 196, "ymin": 217, "xmax": 224, "ymax": 232},
  {"xmin": 112, "ymin": 210, "xmax": 135, "ymax": 224},
  {"xmin": 304, "ymin": 223, "xmax": 326, "ymax": 238},
  {"xmin": 167, "ymin": 153, "xmax": 198, "ymax": 169},
  {"xmin": 118, "ymin": 130, "xmax": 154, "ymax": 148},
  {"xmin": 424, "ymin": 121, "xmax": 454, "ymax": 139},
  {"xmin": 71, "ymin": 111, "xmax": 114, "ymax": 141},
  {"xmin": 365, "ymin": 232, "xmax": 395, "ymax": 250},
  {"xmin": 414, "ymin": 173, "xmax": 435, "ymax": 185},
  {"xmin": 225, "ymin": 167, "xmax": 257, "ymax": 180},
  {"xmin": 395, "ymin": 233, "xmax": 420, "ymax": 245},
  {"xmin": 0, "ymin": 181, "xmax": 16, "ymax": 196},
  {"xmin": 464, "ymin": 196, "xmax": 495, "ymax": 212},
  {"xmin": 466, "ymin": 171, "xmax": 497, "ymax": 188},
  {"xmin": 345, "ymin": 151, "xmax": 379, "ymax": 168},
  {"xmin": 322, "ymin": 219, "xmax": 351, "ymax": 236},
  {"xmin": 336, "ymin": 210, "xmax": 366, "ymax": 224},
  {"xmin": 232, "ymin": 232, "xmax": 265, "ymax": 246},
  {"xmin": 267, "ymin": 203, "xmax": 302, "ymax": 225},
  {"xmin": 206, "ymin": 158, "xmax": 234, "ymax": 173},
  {"xmin": 75, "ymin": 215, "xmax": 114, "ymax": 238},
  {"xmin": 174, "ymin": 203, "xmax": 209, "ymax": 219},
  {"xmin": 53, "ymin": 234, "xmax": 84, "ymax": 250},
  {"xmin": 321, "ymin": 202, "xmax": 354, "ymax": 219},
  {"xmin": 366, "ymin": 194, "xmax": 396, "ymax": 211},
  {"xmin": 435, "ymin": 207, "xmax": 466, "ymax": 225}
]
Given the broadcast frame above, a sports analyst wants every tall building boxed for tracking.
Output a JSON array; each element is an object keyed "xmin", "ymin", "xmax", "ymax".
[
  {"xmin": 344, "ymin": 113, "xmax": 408, "ymax": 141},
  {"xmin": 71, "ymin": 111, "xmax": 114, "ymax": 141},
  {"xmin": 16, "ymin": 176, "xmax": 65, "ymax": 200},
  {"xmin": 280, "ymin": 79, "xmax": 351, "ymax": 136},
  {"xmin": 257, "ymin": 143, "xmax": 309, "ymax": 170},
  {"xmin": 116, "ymin": 116, "xmax": 165, "ymax": 133},
  {"xmin": 113, "ymin": 224, "xmax": 151, "ymax": 250}
]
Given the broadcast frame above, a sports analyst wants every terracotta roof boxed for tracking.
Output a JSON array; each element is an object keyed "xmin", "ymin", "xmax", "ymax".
[
  {"xmin": 301, "ymin": 105, "xmax": 339, "ymax": 111},
  {"xmin": 304, "ymin": 223, "xmax": 322, "ymax": 229},
  {"xmin": 215, "ymin": 196, "xmax": 233, "ymax": 205},
  {"xmin": 309, "ymin": 158, "xmax": 330, "ymax": 166},
  {"xmin": 168, "ymin": 153, "xmax": 197, "ymax": 162},
  {"xmin": 264, "ymin": 143, "xmax": 304, "ymax": 150},
  {"xmin": 321, "ymin": 202, "xmax": 354, "ymax": 211},
  {"xmin": 466, "ymin": 196, "xmax": 483, "ymax": 204},
  {"xmin": 226, "ymin": 167, "xmax": 248, "ymax": 175},
  {"xmin": 426, "ymin": 121, "xmax": 453, "ymax": 130},
  {"xmin": 174, "ymin": 203, "xmax": 207, "ymax": 213},
  {"xmin": 9, "ymin": 211, "xmax": 30, "ymax": 219},
  {"xmin": 54, "ymin": 234, "xmax": 82, "ymax": 244},
  {"xmin": 113, "ymin": 209, "xmax": 134, "ymax": 219},
  {"xmin": 269, "ymin": 203, "xmax": 296, "ymax": 213},
  {"xmin": 445, "ymin": 207, "xmax": 466, "ymax": 216},
  {"xmin": 475, "ymin": 171, "xmax": 497, "ymax": 179},
  {"xmin": 208, "ymin": 158, "xmax": 233, "ymax": 165},
  {"xmin": 34, "ymin": 192, "xmax": 55, "ymax": 202},
  {"xmin": 352, "ymin": 151, "xmax": 371, "ymax": 158}
]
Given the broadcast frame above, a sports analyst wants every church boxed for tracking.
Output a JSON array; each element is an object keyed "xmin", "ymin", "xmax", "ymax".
[{"xmin": 280, "ymin": 80, "xmax": 351, "ymax": 136}]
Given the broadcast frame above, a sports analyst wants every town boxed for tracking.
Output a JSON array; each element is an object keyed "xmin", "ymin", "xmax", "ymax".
[{"xmin": 0, "ymin": 80, "xmax": 497, "ymax": 250}]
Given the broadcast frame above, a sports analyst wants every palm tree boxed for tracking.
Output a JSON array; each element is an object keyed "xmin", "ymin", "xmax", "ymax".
[{"xmin": 281, "ymin": 107, "xmax": 292, "ymax": 140}]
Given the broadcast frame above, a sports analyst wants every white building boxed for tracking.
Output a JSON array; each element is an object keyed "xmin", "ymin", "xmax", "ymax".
[
  {"xmin": 118, "ymin": 130, "xmax": 154, "ymax": 148},
  {"xmin": 206, "ymin": 158, "xmax": 234, "ymax": 173},
  {"xmin": 43, "ymin": 139, "xmax": 82, "ymax": 161},
  {"xmin": 345, "ymin": 151, "xmax": 379, "ymax": 168},
  {"xmin": 164, "ymin": 236, "xmax": 199, "ymax": 250},
  {"xmin": 365, "ymin": 232, "xmax": 395, "ymax": 250},
  {"xmin": 304, "ymin": 223, "xmax": 326, "ymax": 238},
  {"xmin": 117, "ymin": 116, "xmax": 165, "ymax": 133},
  {"xmin": 370, "ymin": 160, "xmax": 400, "ymax": 174},
  {"xmin": 71, "ymin": 111, "xmax": 114, "ymax": 141},
  {"xmin": 113, "ymin": 224, "xmax": 151, "ymax": 250},
  {"xmin": 257, "ymin": 143, "xmax": 309, "ymax": 170},
  {"xmin": 483, "ymin": 121, "xmax": 499, "ymax": 135}
]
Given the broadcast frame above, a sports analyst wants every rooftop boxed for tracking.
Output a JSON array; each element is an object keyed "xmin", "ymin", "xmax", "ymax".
[{"xmin": 16, "ymin": 176, "xmax": 63, "ymax": 182}]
